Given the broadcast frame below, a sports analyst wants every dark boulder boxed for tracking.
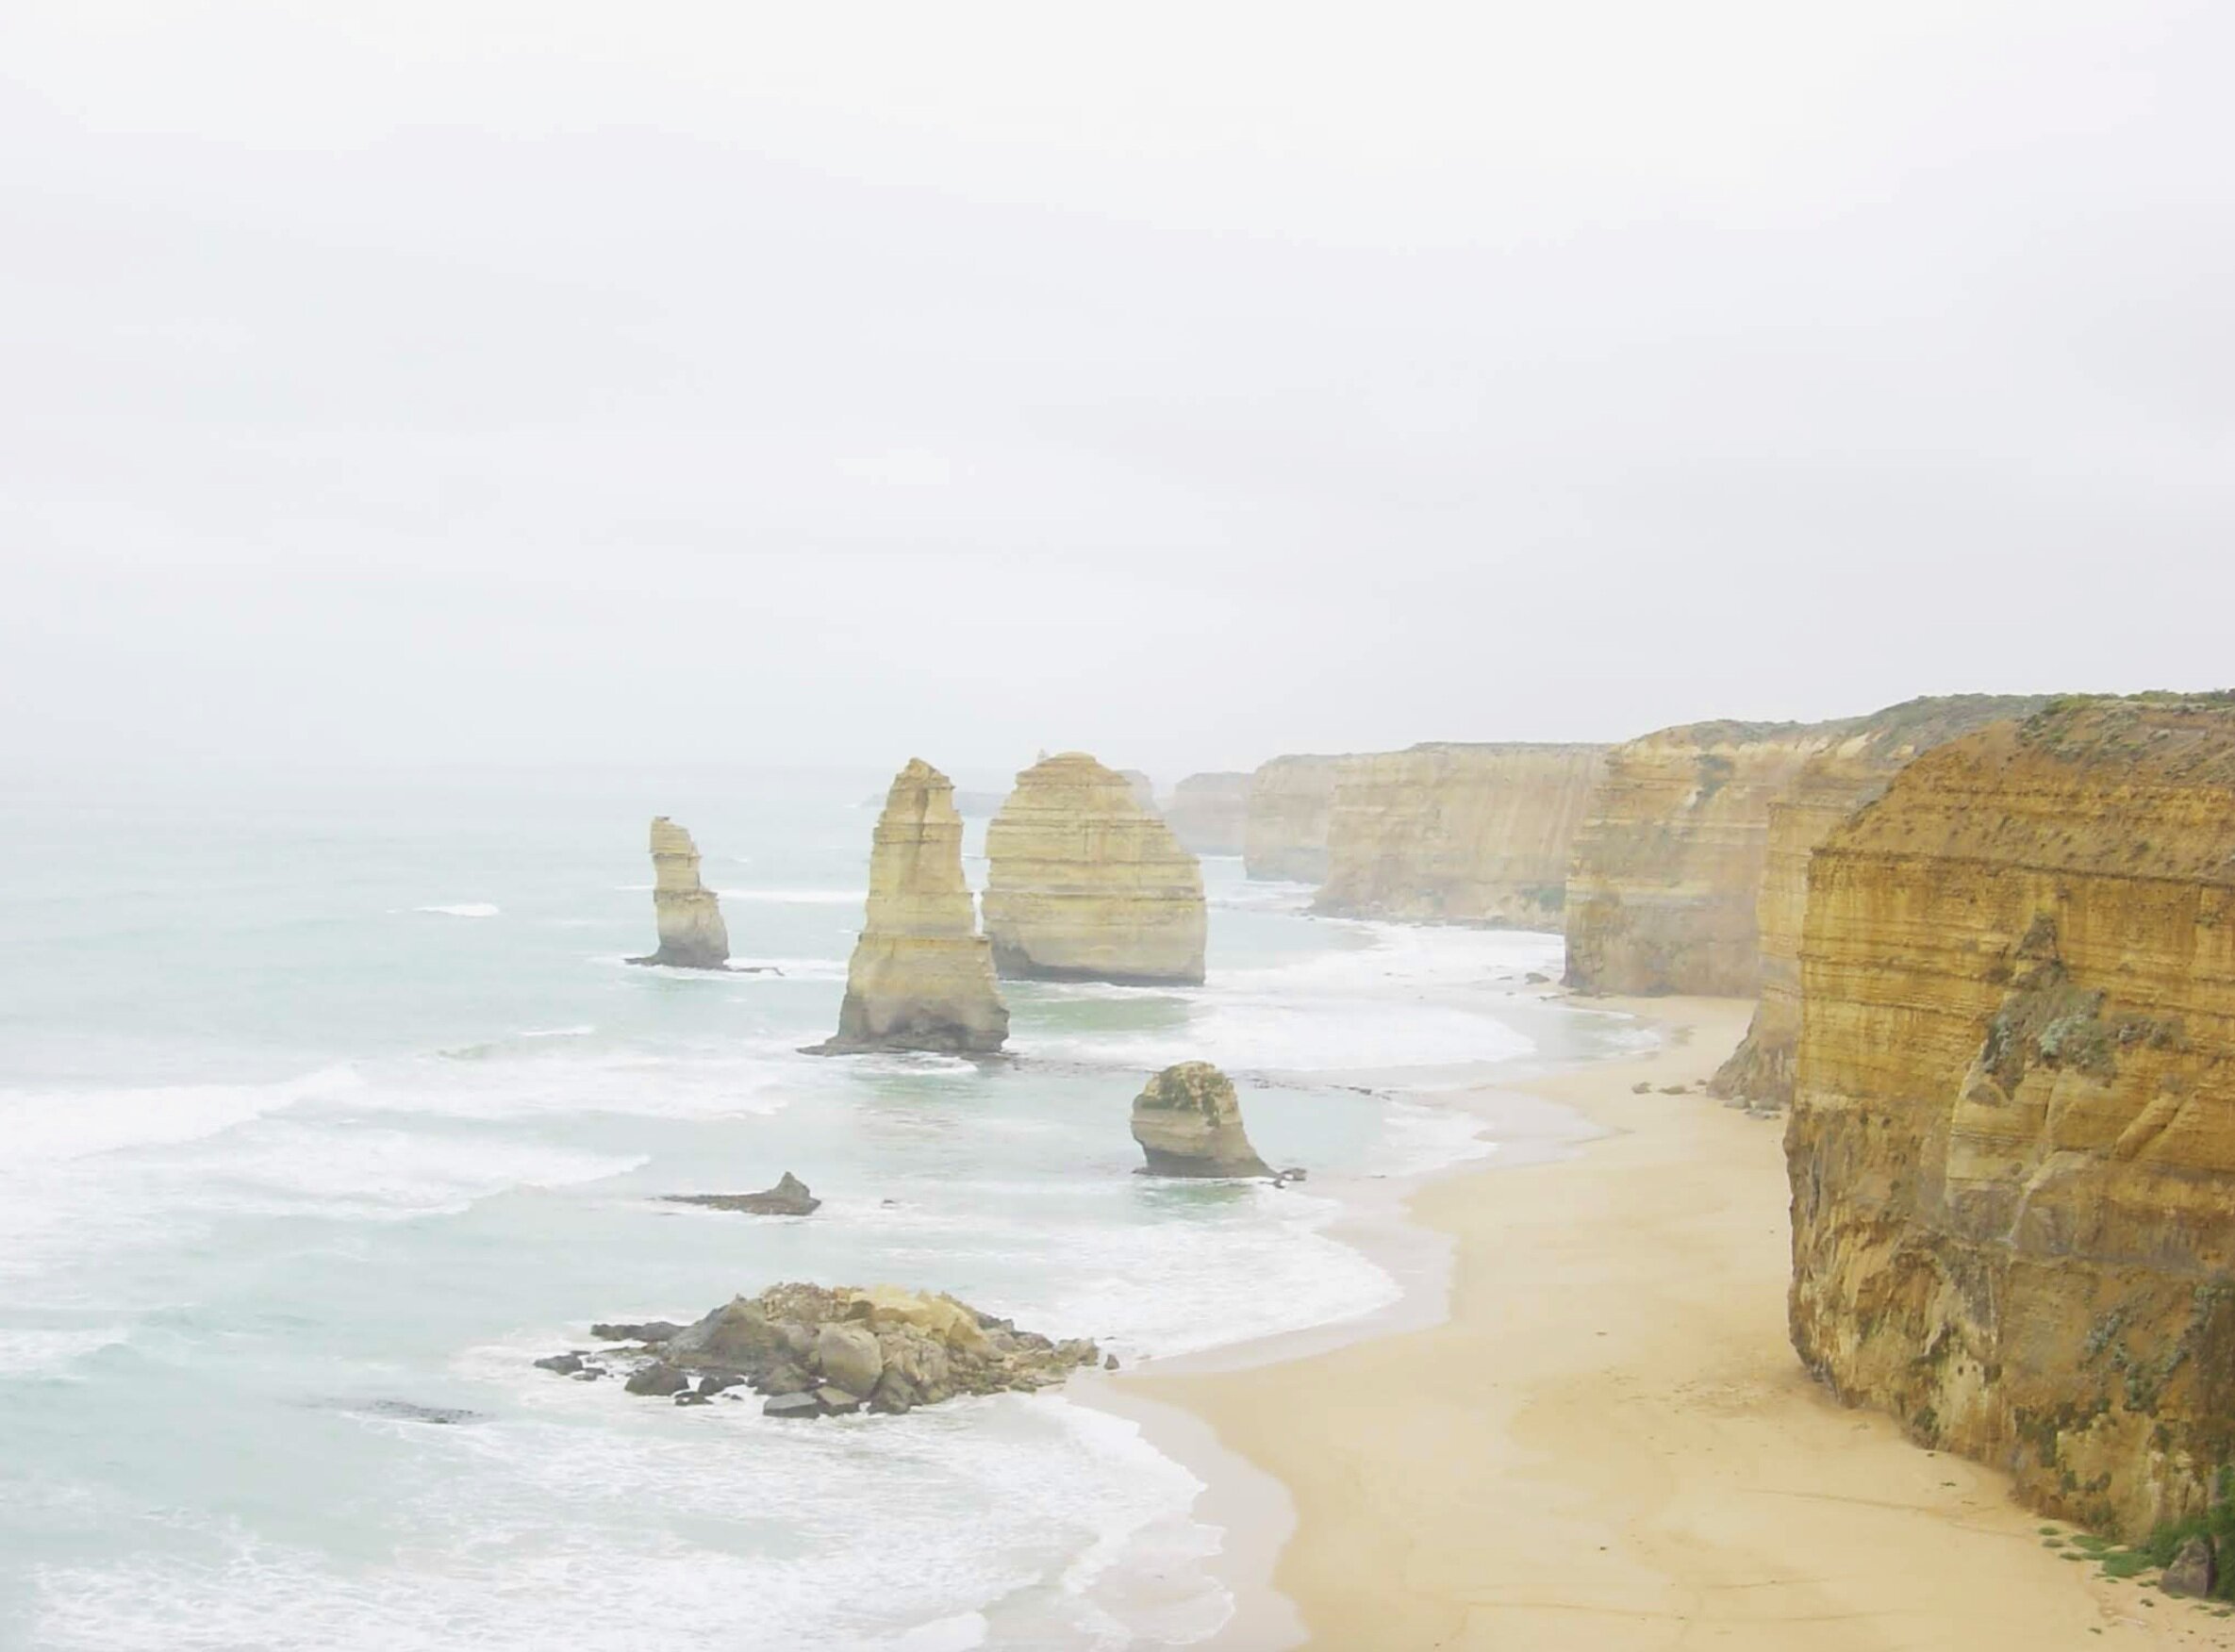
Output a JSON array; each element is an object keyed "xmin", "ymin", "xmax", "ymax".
[
  {"xmin": 664, "ymin": 1172, "xmax": 821, "ymax": 1217},
  {"xmin": 623, "ymin": 1363, "xmax": 690, "ymax": 1397}
]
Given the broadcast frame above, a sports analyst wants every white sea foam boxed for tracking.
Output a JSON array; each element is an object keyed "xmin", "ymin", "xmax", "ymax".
[
  {"xmin": 714, "ymin": 887, "xmax": 868, "ymax": 905},
  {"xmin": 0, "ymin": 1066, "xmax": 363, "ymax": 1165},
  {"xmin": 0, "ymin": 1325, "xmax": 132, "ymax": 1378},
  {"xmin": 411, "ymin": 902, "xmax": 501, "ymax": 918},
  {"xmin": 519, "ymin": 1025, "xmax": 595, "ymax": 1039}
]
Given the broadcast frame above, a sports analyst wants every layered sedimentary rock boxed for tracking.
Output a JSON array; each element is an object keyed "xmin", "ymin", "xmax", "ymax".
[
  {"xmin": 1244, "ymin": 754, "xmax": 1348, "ymax": 883},
  {"xmin": 1712, "ymin": 696, "xmax": 2048, "ymax": 1106},
  {"xmin": 1564, "ymin": 720, "xmax": 1867, "ymax": 996},
  {"xmin": 820, "ymin": 760, "xmax": 1008, "ymax": 1054},
  {"xmin": 1314, "ymin": 743, "xmax": 1607, "ymax": 925},
  {"xmin": 983, "ymin": 753, "xmax": 1206, "ymax": 985},
  {"xmin": 1166, "ymin": 772, "xmax": 1251, "ymax": 856},
  {"xmin": 1131, "ymin": 1061, "xmax": 1270, "ymax": 1176},
  {"xmin": 1786, "ymin": 696, "xmax": 2235, "ymax": 1536},
  {"xmin": 627, "ymin": 817, "xmax": 730, "ymax": 968}
]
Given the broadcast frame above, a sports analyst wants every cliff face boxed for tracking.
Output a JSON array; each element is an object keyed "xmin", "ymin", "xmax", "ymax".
[
  {"xmin": 983, "ymin": 752, "xmax": 1206, "ymax": 985},
  {"xmin": 628, "ymin": 817, "xmax": 730, "ymax": 968},
  {"xmin": 1167, "ymin": 772, "xmax": 1251, "ymax": 856},
  {"xmin": 1786, "ymin": 698, "xmax": 2235, "ymax": 1536},
  {"xmin": 1711, "ymin": 697, "xmax": 2049, "ymax": 1106},
  {"xmin": 1313, "ymin": 743, "xmax": 1607, "ymax": 926},
  {"xmin": 1564, "ymin": 719, "xmax": 1866, "ymax": 996},
  {"xmin": 1244, "ymin": 754, "xmax": 1347, "ymax": 884},
  {"xmin": 821, "ymin": 759, "xmax": 1008, "ymax": 1054}
]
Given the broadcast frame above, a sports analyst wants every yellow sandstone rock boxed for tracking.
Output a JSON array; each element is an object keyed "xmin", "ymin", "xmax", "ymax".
[
  {"xmin": 984, "ymin": 752, "xmax": 1206, "ymax": 985},
  {"xmin": 1711, "ymin": 696, "xmax": 2047, "ymax": 1107},
  {"xmin": 1166, "ymin": 772, "xmax": 1251, "ymax": 856},
  {"xmin": 1787, "ymin": 696, "xmax": 2235, "ymax": 1536},
  {"xmin": 819, "ymin": 759, "xmax": 1008, "ymax": 1054},
  {"xmin": 1314, "ymin": 743, "xmax": 1607, "ymax": 926},
  {"xmin": 627, "ymin": 817, "xmax": 730, "ymax": 969},
  {"xmin": 1243, "ymin": 754, "xmax": 1348, "ymax": 884}
]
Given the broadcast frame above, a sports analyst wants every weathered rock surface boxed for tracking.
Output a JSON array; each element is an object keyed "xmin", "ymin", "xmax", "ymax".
[
  {"xmin": 819, "ymin": 760, "xmax": 1008, "ymax": 1054},
  {"xmin": 1119, "ymin": 769, "xmax": 1158, "ymax": 813},
  {"xmin": 626, "ymin": 817, "xmax": 730, "ymax": 969},
  {"xmin": 1167, "ymin": 772, "xmax": 1252, "ymax": 856},
  {"xmin": 2163, "ymin": 1535, "xmax": 2217, "ymax": 1597},
  {"xmin": 1710, "ymin": 696, "xmax": 2047, "ymax": 1107},
  {"xmin": 1131, "ymin": 1061, "xmax": 1271, "ymax": 1177},
  {"xmin": 1315, "ymin": 743, "xmax": 1608, "ymax": 926},
  {"xmin": 983, "ymin": 753, "xmax": 1205, "ymax": 985},
  {"xmin": 1564, "ymin": 719, "xmax": 1862, "ymax": 996},
  {"xmin": 1786, "ymin": 696, "xmax": 2235, "ymax": 1537},
  {"xmin": 665, "ymin": 1172, "xmax": 820, "ymax": 1215},
  {"xmin": 1244, "ymin": 754, "xmax": 1348, "ymax": 883},
  {"xmin": 543, "ymin": 1283, "xmax": 1100, "ymax": 1418}
]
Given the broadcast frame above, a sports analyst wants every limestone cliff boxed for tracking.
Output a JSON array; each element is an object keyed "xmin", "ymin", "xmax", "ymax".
[
  {"xmin": 1119, "ymin": 769, "xmax": 1158, "ymax": 813},
  {"xmin": 1711, "ymin": 696, "xmax": 2048, "ymax": 1106},
  {"xmin": 1564, "ymin": 719, "xmax": 1869, "ymax": 996},
  {"xmin": 1167, "ymin": 772, "xmax": 1251, "ymax": 856},
  {"xmin": 1131, "ymin": 1061, "xmax": 1270, "ymax": 1177},
  {"xmin": 1244, "ymin": 754, "xmax": 1348, "ymax": 884},
  {"xmin": 1786, "ymin": 696, "xmax": 2235, "ymax": 1536},
  {"xmin": 820, "ymin": 760, "xmax": 1008, "ymax": 1054},
  {"xmin": 1313, "ymin": 743, "xmax": 1607, "ymax": 926},
  {"xmin": 983, "ymin": 752, "xmax": 1206, "ymax": 985},
  {"xmin": 627, "ymin": 817, "xmax": 730, "ymax": 968}
]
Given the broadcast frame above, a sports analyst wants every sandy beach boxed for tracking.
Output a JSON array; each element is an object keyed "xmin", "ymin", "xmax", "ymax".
[{"xmin": 1126, "ymin": 997, "xmax": 2234, "ymax": 1651}]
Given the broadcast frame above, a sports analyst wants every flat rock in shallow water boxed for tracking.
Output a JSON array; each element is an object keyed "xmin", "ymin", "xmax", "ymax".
[
  {"xmin": 590, "ymin": 1320, "xmax": 684, "ymax": 1343},
  {"xmin": 663, "ymin": 1172, "xmax": 820, "ymax": 1216},
  {"xmin": 362, "ymin": 1400, "xmax": 481, "ymax": 1426}
]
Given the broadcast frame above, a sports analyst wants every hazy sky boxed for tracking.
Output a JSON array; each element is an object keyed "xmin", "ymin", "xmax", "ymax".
[{"xmin": 6, "ymin": 1, "xmax": 2230, "ymax": 780}]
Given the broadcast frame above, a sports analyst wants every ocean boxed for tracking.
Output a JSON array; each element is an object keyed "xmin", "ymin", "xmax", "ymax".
[{"xmin": 0, "ymin": 764, "xmax": 1641, "ymax": 1649}]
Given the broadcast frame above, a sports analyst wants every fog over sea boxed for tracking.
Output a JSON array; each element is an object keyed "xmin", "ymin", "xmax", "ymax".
[{"xmin": 0, "ymin": 766, "xmax": 1639, "ymax": 1649}]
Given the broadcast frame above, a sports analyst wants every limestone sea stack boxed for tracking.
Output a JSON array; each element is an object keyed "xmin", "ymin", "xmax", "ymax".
[
  {"xmin": 820, "ymin": 759, "xmax": 1008, "ymax": 1054},
  {"xmin": 1166, "ymin": 772, "xmax": 1252, "ymax": 856},
  {"xmin": 627, "ymin": 817, "xmax": 730, "ymax": 968},
  {"xmin": 1563, "ymin": 719, "xmax": 1862, "ymax": 996},
  {"xmin": 983, "ymin": 753, "xmax": 1206, "ymax": 985},
  {"xmin": 1119, "ymin": 769, "xmax": 1159, "ymax": 813},
  {"xmin": 1786, "ymin": 695, "xmax": 2235, "ymax": 1535},
  {"xmin": 1314, "ymin": 743, "xmax": 1608, "ymax": 926},
  {"xmin": 1131, "ymin": 1061, "xmax": 1270, "ymax": 1177},
  {"xmin": 1243, "ymin": 754, "xmax": 1348, "ymax": 883},
  {"xmin": 1709, "ymin": 695, "xmax": 2047, "ymax": 1107}
]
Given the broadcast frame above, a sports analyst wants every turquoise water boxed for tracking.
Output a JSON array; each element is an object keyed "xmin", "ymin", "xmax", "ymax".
[{"xmin": 0, "ymin": 766, "xmax": 1623, "ymax": 1649}]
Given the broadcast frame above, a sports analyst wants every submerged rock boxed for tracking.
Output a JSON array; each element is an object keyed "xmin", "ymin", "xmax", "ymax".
[
  {"xmin": 589, "ymin": 1320, "xmax": 685, "ymax": 1344},
  {"xmin": 625, "ymin": 817, "xmax": 731, "ymax": 969},
  {"xmin": 1130, "ymin": 1061, "xmax": 1271, "ymax": 1178},
  {"xmin": 570, "ymin": 1283, "xmax": 1099, "ymax": 1418},
  {"xmin": 818, "ymin": 759, "xmax": 1009, "ymax": 1054},
  {"xmin": 665, "ymin": 1172, "xmax": 821, "ymax": 1216}
]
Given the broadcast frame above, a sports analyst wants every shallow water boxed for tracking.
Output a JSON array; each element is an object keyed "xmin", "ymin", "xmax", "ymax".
[{"xmin": 0, "ymin": 765, "xmax": 1632, "ymax": 1649}]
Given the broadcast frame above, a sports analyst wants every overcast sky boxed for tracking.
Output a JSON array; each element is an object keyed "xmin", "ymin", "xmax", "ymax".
[{"xmin": 5, "ymin": 1, "xmax": 2229, "ymax": 781}]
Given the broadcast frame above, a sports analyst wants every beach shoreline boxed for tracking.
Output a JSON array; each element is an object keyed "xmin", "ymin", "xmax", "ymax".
[{"xmin": 1095, "ymin": 995, "xmax": 2225, "ymax": 1650}]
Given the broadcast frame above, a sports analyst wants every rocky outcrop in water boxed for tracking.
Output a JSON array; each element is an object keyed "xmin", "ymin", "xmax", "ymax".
[
  {"xmin": 1710, "ymin": 696, "xmax": 2047, "ymax": 1107},
  {"xmin": 1166, "ymin": 772, "xmax": 1251, "ymax": 856},
  {"xmin": 983, "ymin": 753, "xmax": 1205, "ymax": 985},
  {"xmin": 1244, "ymin": 754, "xmax": 1348, "ymax": 883},
  {"xmin": 545, "ymin": 1283, "xmax": 1101, "ymax": 1417},
  {"xmin": 665, "ymin": 1172, "xmax": 820, "ymax": 1215},
  {"xmin": 1563, "ymin": 720, "xmax": 1864, "ymax": 996},
  {"xmin": 1131, "ymin": 1061, "xmax": 1271, "ymax": 1177},
  {"xmin": 1314, "ymin": 743, "xmax": 1607, "ymax": 925},
  {"xmin": 1786, "ymin": 696, "xmax": 2235, "ymax": 1536},
  {"xmin": 820, "ymin": 760, "xmax": 1008, "ymax": 1054},
  {"xmin": 626, "ymin": 817, "xmax": 730, "ymax": 969}
]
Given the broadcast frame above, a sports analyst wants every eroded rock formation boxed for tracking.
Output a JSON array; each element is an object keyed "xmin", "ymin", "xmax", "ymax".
[
  {"xmin": 983, "ymin": 753, "xmax": 1205, "ymax": 985},
  {"xmin": 1131, "ymin": 1061, "xmax": 1271, "ymax": 1177},
  {"xmin": 1563, "ymin": 719, "xmax": 1865, "ymax": 996},
  {"xmin": 1711, "ymin": 696, "xmax": 2047, "ymax": 1106},
  {"xmin": 1786, "ymin": 696, "xmax": 2235, "ymax": 1536},
  {"xmin": 1314, "ymin": 743, "xmax": 1607, "ymax": 925},
  {"xmin": 627, "ymin": 817, "xmax": 730, "ymax": 968},
  {"xmin": 820, "ymin": 759, "xmax": 1008, "ymax": 1054},
  {"xmin": 1167, "ymin": 772, "xmax": 1251, "ymax": 856},
  {"xmin": 665, "ymin": 1172, "xmax": 820, "ymax": 1215},
  {"xmin": 1244, "ymin": 754, "xmax": 1348, "ymax": 883},
  {"xmin": 546, "ymin": 1283, "xmax": 1101, "ymax": 1417},
  {"xmin": 1119, "ymin": 769, "xmax": 1158, "ymax": 813}
]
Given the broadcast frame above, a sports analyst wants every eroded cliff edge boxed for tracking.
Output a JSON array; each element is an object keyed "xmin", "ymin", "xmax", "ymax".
[
  {"xmin": 1711, "ymin": 695, "xmax": 2048, "ymax": 1106},
  {"xmin": 1244, "ymin": 754, "xmax": 1346, "ymax": 884},
  {"xmin": 1313, "ymin": 742, "xmax": 1606, "ymax": 925},
  {"xmin": 1787, "ymin": 696, "xmax": 2235, "ymax": 1535}
]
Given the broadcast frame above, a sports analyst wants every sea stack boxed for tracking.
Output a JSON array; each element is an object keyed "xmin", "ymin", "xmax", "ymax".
[
  {"xmin": 983, "ymin": 752, "xmax": 1206, "ymax": 985},
  {"xmin": 820, "ymin": 759, "xmax": 1008, "ymax": 1054},
  {"xmin": 1313, "ymin": 742, "xmax": 1608, "ymax": 925},
  {"xmin": 1787, "ymin": 696, "xmax": 2235, "ymax": 1536},
  {"xmin": 1243, "ymin": 754, "xmax": 1347, "ymax": 884},
  {"xmin": 1130, "ymin": 1061, "xmax": 1270, "ymax": 1177},
  {"xmin": 1166, "ymin": 772, "xmax": 1251, "ymax": 856},
  {"xmin": 627, "ymin": 817, "xmax": 730, "ymax": 969}
]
